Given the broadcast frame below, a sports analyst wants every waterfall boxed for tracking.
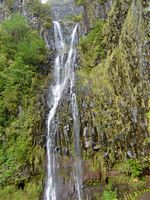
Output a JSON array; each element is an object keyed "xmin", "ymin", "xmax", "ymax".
[
  {"xmin": 69, "ymin": 25, "xmax": 83, "ymax": 200},
  {"xmin": 21, "ymin": 0, "xmax": 26, "ymax": 16},
  {"xmin": 45, "ymin": 21, "xmax": 82, "ymax": 200}
]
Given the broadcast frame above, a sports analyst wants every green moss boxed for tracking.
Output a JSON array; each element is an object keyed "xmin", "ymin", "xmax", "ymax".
[
  {"xmin": 75, "ymin": 0, "xmax": 86, "ymax": 6},
  {"xmin": 79, "ymin": 19, "xmax": 105, "ymax": 69},
  {"xmin": 102, "ymin": 0, "xmax": 131, "ymax": 53},
  {"xmin": 78, "ymin": 2, "xmax": 149, "ymax": 191}
]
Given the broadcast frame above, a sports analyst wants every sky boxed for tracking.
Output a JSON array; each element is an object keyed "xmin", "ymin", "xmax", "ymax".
[{"xmin": 41, "ymin": 0, "xmax": 48, "ymax": 4}]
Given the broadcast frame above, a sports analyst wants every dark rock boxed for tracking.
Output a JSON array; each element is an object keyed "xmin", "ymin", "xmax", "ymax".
[{"xmin": 17, "ymin": 180, "xmax": 25, "ymax": 190}]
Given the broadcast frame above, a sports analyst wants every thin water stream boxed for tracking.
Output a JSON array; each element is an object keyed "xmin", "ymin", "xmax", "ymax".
[{"xmin": 44, "ymin": 21, "xmax": 82, "ymax": 200}]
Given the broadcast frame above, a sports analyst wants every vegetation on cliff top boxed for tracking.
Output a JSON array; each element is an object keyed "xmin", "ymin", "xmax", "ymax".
[
  {"xmin": 26, "ymin": 0, "xmax": 52, "ymax": 29},
  {"xmin": 3, "ymin": 0, "xmax": 52, "ymax": 29}
]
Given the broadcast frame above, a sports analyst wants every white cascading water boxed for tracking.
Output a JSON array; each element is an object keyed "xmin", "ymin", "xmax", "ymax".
[
  {"xmin": 45, "ymin": 21, "xmax": 82, "ymax": 200},
  {"xmin": 69, "ymin": 25, "xmax": 83, "ymax": 200}
]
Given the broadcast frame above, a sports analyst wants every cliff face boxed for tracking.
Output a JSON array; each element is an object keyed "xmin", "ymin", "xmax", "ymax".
[
  {"xmin": 76, "ymin": 0, "xmax": 150, "ymax": 198},
  {"xmin": 78, "ymin": 0, "xmax": 149, "ymax": 160},
  {"xmin": 82, "ymin": 0, "xmax": 112, "ymax": 33}
]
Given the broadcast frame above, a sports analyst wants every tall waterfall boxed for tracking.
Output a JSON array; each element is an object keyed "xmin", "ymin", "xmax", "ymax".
[
  {"xmin": 45, "ymin": 21, "xmax": 82, "ymax": 200},
  {"xmin": 70, "ymin": 25, "xmax": 83, "ymax": 200}
]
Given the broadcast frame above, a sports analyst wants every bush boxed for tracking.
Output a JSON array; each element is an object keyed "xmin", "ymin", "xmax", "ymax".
[{"xmin": 102, "ymin": 185, "xmax": 118, "ymax": 200}]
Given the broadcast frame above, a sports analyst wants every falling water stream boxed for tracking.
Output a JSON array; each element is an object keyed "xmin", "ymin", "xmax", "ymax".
[{"xmin": 44, "ymin": 21, "xmax": 82, "ymax": 200}]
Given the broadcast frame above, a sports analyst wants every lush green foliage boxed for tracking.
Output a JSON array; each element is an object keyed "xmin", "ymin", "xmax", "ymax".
[
  {"xmin": 0, "ymin": 182, "xmax": 42, "ymax": 200},
  {"xmin": 126, "ymin": 159, "xmax": 143, "ymax": 178},
  {"xmin": 0, "ymin": 14, "xmax": 48, "ymax": 191},
  {"xmin": 102, "ymin": 185, "xmax": 117, "ymax": 200},
  {"xmin": 117, "ymin": 159, "xmax": 143, "ymax": 178},
  {"xmin": 79, "ymin": 20, "xmax": 105, "ymax": 70},
  {"xmin": 4, "ymin": 0, "xmax": 52, "ymax": 29}
]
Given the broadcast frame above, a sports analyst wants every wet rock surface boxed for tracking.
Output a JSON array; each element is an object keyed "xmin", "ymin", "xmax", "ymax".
[
  {"xmin": 50, "ymin": 0, "xmax": 83, "ymax": 21},
  {"xmin": 137, "ymin": 192, "xmax": 150, "ymax": 200},
  {"xmin": 82, "ymin": 0, "xmax": 112, "ymax": 33}
]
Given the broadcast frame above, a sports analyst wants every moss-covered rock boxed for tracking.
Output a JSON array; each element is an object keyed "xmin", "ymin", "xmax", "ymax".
[{"xmin": 77, "ymin": 0, "xmax": 150, "ymax": 197}]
